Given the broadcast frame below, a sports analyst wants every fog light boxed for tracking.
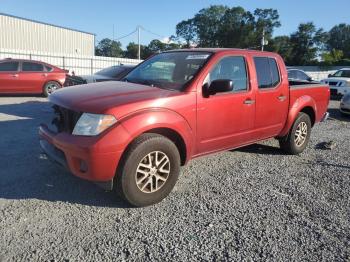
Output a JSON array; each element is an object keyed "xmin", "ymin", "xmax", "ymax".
[{"xmin": 80, "ymin": 160, "xmax": 88, "ymax": 173}]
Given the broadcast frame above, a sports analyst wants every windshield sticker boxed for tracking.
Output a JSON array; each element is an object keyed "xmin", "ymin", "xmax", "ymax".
[{"xmin": 186, "ymin": 54, "xmax": 210, "ymax": 60}]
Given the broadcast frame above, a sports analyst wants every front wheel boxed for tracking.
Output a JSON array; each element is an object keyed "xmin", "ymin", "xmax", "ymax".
[
  {"xmin": 279, "ymin": 112, "xmax": 312, "ymax": 155},
  {"xmin": 43, "ymin": 81, "xmax": 61, "ymax": 97},
  {"xmin": 115, "ymin": 133, "xmax": 181, "ymax": 207}
]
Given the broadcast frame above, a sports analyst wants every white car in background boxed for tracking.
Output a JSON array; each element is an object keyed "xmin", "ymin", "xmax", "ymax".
[
  {"xmin": 321, "ymin": 68, "xmax": 350, "ymax": 96},
  {"xmin": 340, "ymin": 92, "xmax": 350, "ymax": 116}
]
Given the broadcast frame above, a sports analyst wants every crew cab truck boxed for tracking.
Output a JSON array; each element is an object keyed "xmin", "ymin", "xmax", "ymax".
[{"xmin": 39, "ymin": 49, "xmax": 330, "ymax": 207}]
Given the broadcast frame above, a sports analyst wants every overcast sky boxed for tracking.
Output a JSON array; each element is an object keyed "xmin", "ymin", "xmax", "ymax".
[{"xmin": 1, "ymin": 0, "xmax": 349, "ymax": 48}]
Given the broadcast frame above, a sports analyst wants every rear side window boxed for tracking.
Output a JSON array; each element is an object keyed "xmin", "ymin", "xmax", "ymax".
[
  {"xmin": 0, "ymin": 61, "xmax": 19, "ymax": 71},
  {"xmin": 254, "ymin": 57, "xmax": 280, "ymax": 89},
  {"xmin": 22, "ymin": 62, "xmax": 44, "ymax": 72},
  {"xmin": 45, "ymin": 65, "xmax": 53, "ymax": 72}
]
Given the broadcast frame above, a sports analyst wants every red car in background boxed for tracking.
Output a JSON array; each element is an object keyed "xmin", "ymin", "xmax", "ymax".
[{"xmin": 0, "ymin": 58, "xmax": 67, "ymax": 97}]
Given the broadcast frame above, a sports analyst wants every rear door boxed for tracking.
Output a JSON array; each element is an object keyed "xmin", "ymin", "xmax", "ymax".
[
  {"xmin": 18, "ymin": 61, "xmax": 47, "ymax": 93},
  {"xmin": 196, "ymin": 54, "xmax": 256, "ymax": 154},
  {"xmin": 0, "ymin": 61, "xmax": 20, "ymax": 93},
  {"xmin": 253, "ymin": 56, "xmax": 289, "ymax": 138}
]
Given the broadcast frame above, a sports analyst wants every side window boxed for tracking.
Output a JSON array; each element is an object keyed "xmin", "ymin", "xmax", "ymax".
[
  {"xmin": 288, "ymin": 70, "xmax": 297, "ymax": 79},
  {"xmin": 0, "ymin": 62, "xmax": 19, "ymax": 72},
  {"xmin": 206, "ymin": 56, "xmax": 248, "ymax": 92},
  {"xmin": 297, "ymin": 71, "xmax": 308, "ymax": 81},
  {"xmin": 254, "ymin": 57, "xmax": 280, "ymax": 89},
  {"xmin": 22, "ymin": 62, "xmax": 44, "ymax": 72},
  {"xmin": 45, "ymin": 65, "xmax": 53, "ymax": 72},
  {"xmin": 269, "ymin": 58, "xmax": 280, "ymax": 86}
]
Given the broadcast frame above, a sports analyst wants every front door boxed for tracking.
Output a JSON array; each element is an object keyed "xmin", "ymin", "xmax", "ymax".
[{"xmin": 196, "ymin": 55, "xmax": 256, "ymax": 155}]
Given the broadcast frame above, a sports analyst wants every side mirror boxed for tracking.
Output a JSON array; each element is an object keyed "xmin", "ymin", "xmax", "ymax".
[
  {"xmin": 307, "ymin": 77, "xmax": 313, "ymax": 82},
  {"xmin": 203, "ymin": 79, "xmax": 233, "ymax": 96},
  {"xmin": 328, "ymin": 74, "xmax": 333, "ymax": 78}
]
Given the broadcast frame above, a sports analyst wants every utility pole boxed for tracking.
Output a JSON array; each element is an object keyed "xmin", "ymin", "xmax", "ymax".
[
  {"xmin": 261, "ymin": 28, "xmax": 265, "ymax": 51},
  {"xmin": 137, "ymin": 26, "xmax": 141, "ymax": 60}
]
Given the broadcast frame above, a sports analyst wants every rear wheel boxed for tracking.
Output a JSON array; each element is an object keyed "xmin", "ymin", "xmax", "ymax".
[
  {"xmin": 279, "ymin": 112, "xmax": 311, "ymax": 155},
  {"xmin": 115, "ymin": 133, "xmax": 181, "ymax": 207},
  {"xmin": 43, "ymin": 81, "xmax": 61, "ymax": 97}
]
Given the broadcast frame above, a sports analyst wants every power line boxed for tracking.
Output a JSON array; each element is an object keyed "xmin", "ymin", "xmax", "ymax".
[
  {"xmin": 115, "ymin": 29, "xmax": 138, "ymax": 41},
  {"xmin": 142, "ymin": 26, "xmax": 167, "ymax": 40}
]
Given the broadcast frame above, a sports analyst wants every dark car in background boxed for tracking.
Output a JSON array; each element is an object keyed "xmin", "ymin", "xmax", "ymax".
[
  {"xmin": 287, "ymin": 68, "xmax": 315, "ymax": 83},
  {"xmin": 81, "ymin": 65, "xmax": 135, "ymax": 83},
  {"xmin": 0, "ymin": 58, "xmax": 67, "ymax": 96},
  {"xmin": 65, "ymin": 65, "xmax": 135, "ymax": 87}
]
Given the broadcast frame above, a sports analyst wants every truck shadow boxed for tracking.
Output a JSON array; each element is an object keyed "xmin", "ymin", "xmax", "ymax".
[
  {"xmin": 234, "ymin": 143, "xmax": 284, "ymax": 156},
  {"xmin": 0, "ymin": 100, "xmax": 130, "ymax": 208}
]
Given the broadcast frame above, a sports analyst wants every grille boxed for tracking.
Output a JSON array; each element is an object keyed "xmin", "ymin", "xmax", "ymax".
[
  {"xmin": 328, "ymin": 81, "xmax": 339, "ymax": 86},
  {"xmin": 330, "ymin": 89, "xmax": 338, "ymax": 96},
  {"xmin": 52, "ymin": 105, "xmax": 82, "ymax": 133}
]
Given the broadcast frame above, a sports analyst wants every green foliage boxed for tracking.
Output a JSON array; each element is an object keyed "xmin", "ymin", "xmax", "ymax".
[
  {"xmin": 327, "ymin": 24, "xmax": 350, "ymax": 58},
  {"xmin": 288, "ymin": 22, "xmax": 327, "ymax": 65},
  {"xmin": 96, "ymin": 6, "xmax": 350, "ymax": 66},
  {"xmin": 321, "ymin": 49, "xmax": 344, "ymax": 65},
  {"xmin": 95, "ymin": 38, "xmax": 123, "ymax": 57},
  {"xmin": 266, "ymin": 36, "xmax": 293, "ymax": 64},
  {"xmin": 175, "ymin": 5, "xmax": 281, "ymax": 49}
]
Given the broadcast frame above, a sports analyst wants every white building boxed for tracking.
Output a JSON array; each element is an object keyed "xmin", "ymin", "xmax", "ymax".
[{"xmin": 0, "ymin": 13, "xmax": 95, "ymax": 56}]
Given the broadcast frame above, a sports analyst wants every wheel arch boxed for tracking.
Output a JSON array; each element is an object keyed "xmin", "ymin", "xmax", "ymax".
[{"xmin": 279, "ymin": 95, "xmax": 317, "ymax": 137}]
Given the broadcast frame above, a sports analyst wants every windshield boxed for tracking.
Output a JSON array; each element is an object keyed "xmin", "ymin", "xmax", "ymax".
[
  {"xmin": 333, "ymin": 70, "xmax": 350, "ymax": 78},
  {"xmin": 124, "ymin": 51, "xmax": 212, "ymax": 90},
  {"xmin": 96, "ymin": 66, "xmax": 125, "ymax": 77}
]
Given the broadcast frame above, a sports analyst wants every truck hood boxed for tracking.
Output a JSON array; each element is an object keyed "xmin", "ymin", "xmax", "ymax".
[{"xmin": 50, "ymin": 81, "xmax": 179, "ymax": 113}]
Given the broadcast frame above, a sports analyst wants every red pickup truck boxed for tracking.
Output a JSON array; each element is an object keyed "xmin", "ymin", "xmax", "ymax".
[{"xmin": 39, "ymin": 49, "xmax": 330, "ymax": 206}]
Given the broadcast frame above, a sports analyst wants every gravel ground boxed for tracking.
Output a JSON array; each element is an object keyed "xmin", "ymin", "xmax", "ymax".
[{"xmin": 0, "ymin": 96, "xmax": 349, "ymax": 261}]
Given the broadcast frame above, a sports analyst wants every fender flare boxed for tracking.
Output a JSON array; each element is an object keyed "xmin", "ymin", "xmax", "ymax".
[
  {"xmin": 118, "ymin": 108, "xmax": 194, "ymax": 164},
  {"xmin": 279, "ymin": 95, "xmax": 317, "ymax": 137}
]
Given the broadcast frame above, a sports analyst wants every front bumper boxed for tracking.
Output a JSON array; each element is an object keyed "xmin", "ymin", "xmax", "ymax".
[{"xmin": 39, "ymin": 124, "xmax": 124, "ymax": 190}]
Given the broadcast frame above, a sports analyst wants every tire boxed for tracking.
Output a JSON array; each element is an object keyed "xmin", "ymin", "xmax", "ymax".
[
  {"xmin": 115, "ymin": 133, "xmax": 181, "ymax": 207},
  {"xmin": 43, "ymin": 81, "xmax": 61, "ymax": 97},
  {"xmin": 279, "ymin": 112, "xmax": 311, "ymax": 155}
]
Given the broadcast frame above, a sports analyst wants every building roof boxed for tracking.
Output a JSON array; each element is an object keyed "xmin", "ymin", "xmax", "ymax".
[{"xmin": 0, "ymin": 12, "xmax": 95, "ymax": 36}]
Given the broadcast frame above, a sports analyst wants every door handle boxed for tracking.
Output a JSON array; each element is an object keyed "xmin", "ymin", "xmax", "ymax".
[
  {"xmin": 11, "ymin": 74, "xmax": 18, "ymax": 78},
  {"xmin": 278, "ymin": 95, "xmax": 287, "ymax": 101},
  {"xmin": 42, "ymin": 73, "xmax": 48, "ymax": 77},
  {"xmin": 243, "ymin": 99, "xmax": 255, "ymax": 105}
]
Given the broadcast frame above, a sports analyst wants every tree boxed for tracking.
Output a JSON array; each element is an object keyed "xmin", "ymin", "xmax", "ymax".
[
  {"xmin": 327, "ymin": 24, "xmax": 350, "ymax": 58},
  {"xmin": 267, "ymin": 36, "xmax": 293, "ymax": 64},
  {"xmin": 288, "ymin": 22, "xmax": 326, "ymax": 65},
  {"xmin": 176, "ymin": 19, "xmax": 197, "ymax": 47},
  {"xmin": 95, "ymin": 38, "xmax": 123, "ymax": 57},
  {"xmin": 321, "ymin": 49, "xmax": 344, "ymax": 65},
  {"xmin": 193, "ymin": 5, "xmax": 228, "ymax": 47},
  {"xmin": 175, "ymin": 5, "xmax": 281, "ymax": 49},
  {"xmin": 216, "ymin": 7, "xmax": 255, "ymax": 48},
  {"xmin": 253, "ymin": 8, "xmax": 281, "ymax": 49}
]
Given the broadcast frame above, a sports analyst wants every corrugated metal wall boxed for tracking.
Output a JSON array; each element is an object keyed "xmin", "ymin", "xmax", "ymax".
[{"xmin": 0, "ymin": 13, "xmax": 95, "ymax": 56}]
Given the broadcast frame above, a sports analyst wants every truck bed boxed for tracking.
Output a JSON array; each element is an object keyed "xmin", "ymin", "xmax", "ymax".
[{"xmin": 289, "ymin": 81, "xmax": 330, "ymax": 123}]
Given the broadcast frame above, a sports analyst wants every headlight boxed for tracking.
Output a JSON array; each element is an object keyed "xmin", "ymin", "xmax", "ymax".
[{"xmin": 72, "ymin": 113, "xmax": 117, "ymax": 136}]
